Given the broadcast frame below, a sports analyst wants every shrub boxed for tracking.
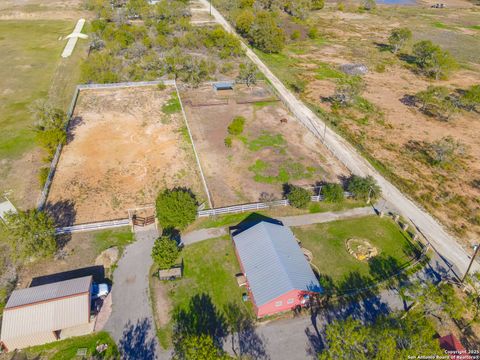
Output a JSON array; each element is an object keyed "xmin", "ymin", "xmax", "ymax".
[
  {"xmin": 321, "ymin": 183, "xmax": 344, "ymax": 202},
  {"xmin": 460, "ymin": 84, "xmax": 480, "ymax": 111},
  {"xmin": 290, "ymin": 30, "xmax": 301, "ymax": 41},
  {"xmin": 415, "ymin": 86, "xmax": 458, "ymax": 121},
  {"xmin": 31, "ymin": 101, "xmax": 67, "ymax": 158},
  {"xmin": 286, "ymin": 185, "xmax": 311, "ymax": 208},
  {"xmin": 311, "ymin": 0, "xmax": 325, "ymax": 10},
  {"xmin": 157, "ymin": 83, "xmax": 167, "ymax": 91},
  {"xmin": 333, "ymin": 76, "xmax": 364, "ymax": 107},
  {"xmin": 347, "ymin": 175, "xmax": 381, "ymax": 202},
  {"xmin": 228, "ymin": 116, "xmax": 246, "ymax": 135},
  {"xmin": 308, "ymin": 27, "xmax": 319, "ymax": 39},
  {"xmin": 224, "ymin": 136, "xmax": 233, "ymax": 147},
  {"xmin": 38, "ymin": 167, "xmax": 50, "ymax": 188},
  {"xmin": 156, "ymin": 188, "xmax": 197, "ymax": 230},
  {"xmin": 235, "ymin": 9, "xmax": 255, "ymax": 36},
  {"xmin": 337, "ymin": 2, "xmax": 345, "ymax": 11},
  {"xmin": 151, "ymin": 235, "xmax": 179, "ymax": 269}
]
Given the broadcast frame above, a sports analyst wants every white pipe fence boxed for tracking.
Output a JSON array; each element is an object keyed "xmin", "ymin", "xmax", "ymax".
[{"xmin": 56, "ymin": 218, "xmax": 130, "ymax": 235}]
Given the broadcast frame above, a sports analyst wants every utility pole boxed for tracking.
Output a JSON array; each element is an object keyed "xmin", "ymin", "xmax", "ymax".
[{"xmin": 462, "ymin": 244, "xmax": 480, "ymax": 283}]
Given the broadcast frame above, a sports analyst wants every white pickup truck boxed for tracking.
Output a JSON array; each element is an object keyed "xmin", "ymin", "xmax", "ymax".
[{"xmin": 91, "ymin": 283, "xmax": 109, "ymax": 300}]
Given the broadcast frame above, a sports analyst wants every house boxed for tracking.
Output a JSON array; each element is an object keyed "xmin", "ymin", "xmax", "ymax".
[
  {"xmin": 0, "ymin": 276, "xmax": 94, "ymax": 352},
  {"xmin": 439, "ymin": 334, "xmax": 473, "ymax": 360},
  {"xmin": 232, "ymin": 221, "xmax": 321, "ymax": 318}
]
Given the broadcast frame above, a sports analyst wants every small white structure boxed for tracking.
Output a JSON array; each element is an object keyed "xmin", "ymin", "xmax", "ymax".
[
  {"xmin": 0, "ymin": 199, "xmax": 16, "ymax": 225},
  {"xmin": 61, "ymin": 19, "xmax": 88, "ymax": 58},
  {"xmin": 0, "ymin": 276, "xmax": 94, "ymax": 352}
]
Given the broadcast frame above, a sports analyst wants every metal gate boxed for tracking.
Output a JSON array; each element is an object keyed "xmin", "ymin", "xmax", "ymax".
[{"xmin": 132, "ymin": 215, "xmax": 155, "ymax": 227}]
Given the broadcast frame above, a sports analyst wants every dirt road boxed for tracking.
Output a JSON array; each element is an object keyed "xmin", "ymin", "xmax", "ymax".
[{"xmin": 198, "ymin": 0, "xmax": 479, "ymax": 276}]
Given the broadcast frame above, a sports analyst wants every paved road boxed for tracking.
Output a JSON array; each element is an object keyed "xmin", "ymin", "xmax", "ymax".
[
  {"xmin": 198, "ymin": 0, "xmax": 478, "ymax": 277},
  {"xmin": 104, "ymin": 224, "xmax": 162, "ymax": 359}
]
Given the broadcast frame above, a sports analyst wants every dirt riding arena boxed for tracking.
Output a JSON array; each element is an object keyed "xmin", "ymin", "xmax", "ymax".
[
  {"xmin": 180, "ymin": 83, "xmax": 349, "ymax": 207},
  {"xmin": 46, "ymin": 86, "xmax": 204, "ymax": 225}
]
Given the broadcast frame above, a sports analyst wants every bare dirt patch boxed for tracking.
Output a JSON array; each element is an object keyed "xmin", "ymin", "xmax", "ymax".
[
  {"xmin": 181, "ymin": 83, "xmax": 349, "ymax": 207},
  {"xmin": 47, "ymin": 86, "xmax": 205, "ymax": 225}
]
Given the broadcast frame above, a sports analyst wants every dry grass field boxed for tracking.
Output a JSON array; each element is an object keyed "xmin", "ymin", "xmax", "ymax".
[
  {"xmin": 181, "ymin": 83, "xmax": 349, "ymax": 207},
  {"xmin": 46, "ymin": 86, "xmax": 205, "ymax": 225},
  {"xmin": 256, "ymin": 2, "xmax": 480, "ymax": 244}
]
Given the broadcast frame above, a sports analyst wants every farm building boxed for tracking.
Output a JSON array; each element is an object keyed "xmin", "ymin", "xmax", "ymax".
[
  {"xmin": 0, "ymin": 276, "xmax": 94, "ymax": 352},
  {"xmin": 232, "ymin": 221, "xmax": 321, "ymax": 317}
]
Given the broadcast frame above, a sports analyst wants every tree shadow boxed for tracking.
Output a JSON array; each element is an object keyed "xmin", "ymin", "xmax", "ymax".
[
  {"xmin": 400, "ymin": 94, "xmax": 417, "ymax": 107},
  {"xmin": 398, "ymin": 53, "xmax": 417, "ymax": 65},
  {"xmin": 66, "ymin": 116, "xmax": 84, "ymax": 144},
  {"xmin": 119, "ymin": 318, "xmax": 157, "ymax": 360},
  {"xmin": 44, "ymin": 199, "xmax": 76, "ymax": 228},
  {"xmin": 229, "ymin": 213, "xmax": 283, "ymax": 237},
  {"xmin": 373, "ymin": 42, "xmax": 391, "ymax": 52},
  {"xmin": 238, "ymin": 316, "xmax": 269, "ymax": 359},
  {"xmin": 305, "ymin": 326, "xmax": 325, "ymax": 357},
  {"xmin": 173, "ymin": 293, "xmax": 227, "ymax": 350}
]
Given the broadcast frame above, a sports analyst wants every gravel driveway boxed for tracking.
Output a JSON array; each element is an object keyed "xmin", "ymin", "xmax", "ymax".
[{"xmin": 104, "ymin": 224, "xmax": 162, "ymax": 359}]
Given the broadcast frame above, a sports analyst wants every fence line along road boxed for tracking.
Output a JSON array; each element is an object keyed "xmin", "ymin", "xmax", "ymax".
[
  {"xmin": 56, "ymin": 219, "xmax": 130, "ymax": 235},
  {"xmin": 199, "ymin": 0, "xmax": 478, "ymax": 276}
]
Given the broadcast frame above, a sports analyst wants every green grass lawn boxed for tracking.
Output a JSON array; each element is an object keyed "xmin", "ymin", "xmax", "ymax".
[
  {"xmin": 292, "ymin": 215, "xmax": 421, "ymax": 292},
  {"xmin": 92, "ymin": 228, "xmax": 134, "ymax": 255},
  {"xmin": 0, "ymin": 20, "xmax": 75, "ymax": 160},
  {"xmin": 155, "ymin": 236, "xmax": 252, "ymax": 347},
  {"xmin": 20, "ymin": 332, "xmax": 118, "ymax": 359}
]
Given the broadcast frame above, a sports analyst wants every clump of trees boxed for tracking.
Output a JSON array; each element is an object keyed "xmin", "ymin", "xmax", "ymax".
[
  {"xmin": 347, "ymin": 175, "xmax": 381, "ymax": 202},
  {"xmin": 388, "ymin": 27, "xmax": 412, "ymax": 54},
  {"xmin": 319, "ymin": 314, "xmax": 442, "ymax": 359},
  {"xmin": 4, "ymin": 209, "xmax": 57, "ymax": 260},
  {"xmin": 285, "ymin": 184, "xmax": 311, "ymax": 208},
  {"xmin": 151, "ymin": 235, "xmax": 179, "ymax": 269},
  {"xmin": 156, "ymin": 188, "xmax": 197, "ymax": 230},
  {"xmin": 321, "ymin": 183, "xmax": 344, "ymax": 202},
  {"xmin": 412, "ymin": 40, "xmax": 457, "ymax": 80},
  {"xmin": 247, "ymin": 11, "xmax": 285, "ymax": 53}
]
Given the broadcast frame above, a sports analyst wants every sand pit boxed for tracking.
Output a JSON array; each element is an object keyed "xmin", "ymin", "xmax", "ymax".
[
  {"xmin": 47, "ymin": 86, "xmax": 204, "ymax": 225},
  {"xmin": 181, "ymin": 83, "xmax": 349, "ymax": 207}
]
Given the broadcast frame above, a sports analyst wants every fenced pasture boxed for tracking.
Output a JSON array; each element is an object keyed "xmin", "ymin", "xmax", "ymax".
[
  {"xmin": 46, "ymin": 85, "xmax": 205, "ymax": 225},
  {"xmin": 180, "ymin": 83, "xmax": 349, "ymax": 208}
]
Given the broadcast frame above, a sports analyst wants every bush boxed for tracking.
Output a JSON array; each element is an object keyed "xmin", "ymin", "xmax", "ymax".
[
  {"xmin": 151, "ymin": 235, "xmax": 179, "ymax": 269},
  {"xmin": 228, "ymin": 116, "xmax": 246, "ymax": 135},
  {"xmin": 311, "ymin": 0, "xmax": 325, "ymax": 10},
  {"xmin": 224, "ymin": 136, "xmax": 232, "ymax": 147},
  {"xmin": 31, "ymin": 101, "xmax": 67, "ymax": 158},
  {"xmin": 286, "ymin": 185, "xmax": 311, "ymax": 208},
  {"xmin": 337, "ymin": 2, "xmax": 345, "ymax": 11},
  {"xmin": 388, "ymin": 27, "xmax": 412, "ymax": 54},
  {"xmin": 321, "ymin": 183, "xmax": 344, "ymax": 202},
  {"xmin": 235, "ymin": 9, "xmax": 255, "ymax": 36},
  {"xmin": 333, "ymin": 76, "xmax": 364, "ymax": 107},
  {"xmin": 236, "ymin": 62, "xmax": 257, "ymax": 87},
  {"xmin": 290, "ymin": 30, "xmax": 301, "ymax": 41},
  {"xmin": 415, "ymin": 86, "xmax": 458, "ymax": 121},
  {"xmin": 156, "ymin": 188, "xmax": 197, "ymax": 230},
  {"xmin": 460, "ymin": 84, "xmax": 480, "ymax": 111},
  {"xmin": 308, "ymin": 27, "xmax": 319, "ymax": 39},
  {"xmin": 38, "ymin": 167, "xmax": 50, "ymax": 188},
  {"xmin": 347, "ymin": 175, "xmax": 381, "ymax": 202}
]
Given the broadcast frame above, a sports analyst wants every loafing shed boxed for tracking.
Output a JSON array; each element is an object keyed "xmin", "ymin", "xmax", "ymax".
[
  {"xmin": 0, "ymin": 276, "xmax": 94, "ymax": 352},
  {"xmin": 232, "ymin": 221, "xmax": 321, "ymax": 318}
]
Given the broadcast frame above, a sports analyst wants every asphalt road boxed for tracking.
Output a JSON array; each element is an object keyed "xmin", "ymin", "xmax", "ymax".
[
  {"xmin": 104, "ymin": 224, "xmax": 162, "ymax": 359},
  {"xmin": 197, "ymin": 0, "xmax": 479, "ymax": 277}
]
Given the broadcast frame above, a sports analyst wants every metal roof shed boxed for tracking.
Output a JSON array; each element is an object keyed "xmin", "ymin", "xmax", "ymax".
[
  {"xmin": 232, "ymin": 222, "xmax": 321, "ymax": 317},
  {"xmin": 213, "ymin": 81, "xmax": 234, "ymax": 91},
  {"xmin": 0, "ymin": 276, "xmax": 93, "ymax": 352}
]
